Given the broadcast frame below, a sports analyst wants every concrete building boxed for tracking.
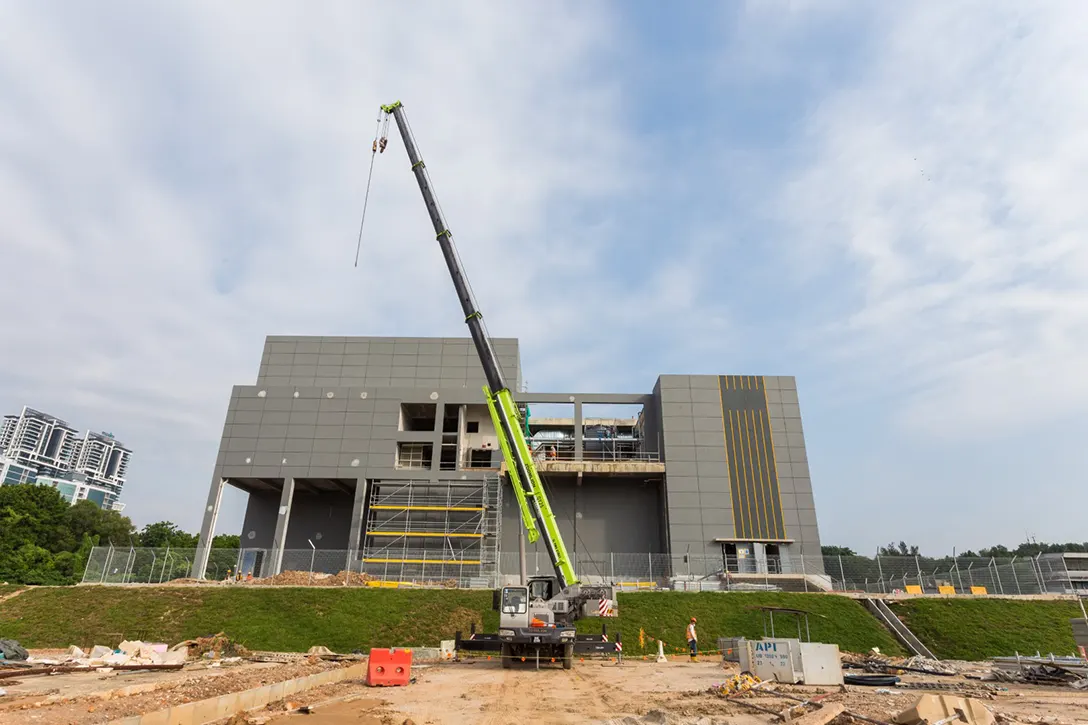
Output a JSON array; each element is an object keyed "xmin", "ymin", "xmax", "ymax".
[
  {"xmin": 1037, "ymin": 552, "xmax": 1088, "ymax": 594},
  {"xmin": 0, "ymin": 406, "xmax": 81, "ymax": 476},
  {"xmin": 70, "ymin": 430, "xmax": 132, "ymax": 505},
  {"xmin": 0, "ymin": 455, "xmax": 37, "ymax": 486},
  {"xmin": 191, "ymin": 336, "xmax": 824, "ymax": 586},
  {"xmin": 0, "ymin": 406, "xmax": 132, "ymax": 509}
]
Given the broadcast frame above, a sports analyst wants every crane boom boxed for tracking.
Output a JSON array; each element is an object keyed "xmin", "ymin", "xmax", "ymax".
[{"xmin": 379, "ymin": 101, "xmax": 578, "ymax": 590}]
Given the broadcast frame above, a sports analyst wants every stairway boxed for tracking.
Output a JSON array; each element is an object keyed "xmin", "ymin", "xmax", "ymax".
[{"xmin": 864, "ymin": 598, "xmax": 938, "ymax": 660}]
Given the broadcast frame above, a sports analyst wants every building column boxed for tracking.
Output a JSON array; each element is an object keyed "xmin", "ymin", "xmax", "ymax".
[
  {"xmin": 573, "ymin": 400, "xmax": 583, "ymax": 461},
  {"xmin": 269, "ymin": 477, "xmax": 295, "ymax": 576},
  {"xmin": 191, "ymin": 478, "xmax": 225, "ymax": 579},
  {"xmin": 346, "ymin": 478, "xmax": 369, "ymax": 571}
]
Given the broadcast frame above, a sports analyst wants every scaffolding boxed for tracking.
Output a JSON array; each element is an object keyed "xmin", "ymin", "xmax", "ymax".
[{"xmin": 361, "ymin": 476, "xmax": 502, "ymax": 586}]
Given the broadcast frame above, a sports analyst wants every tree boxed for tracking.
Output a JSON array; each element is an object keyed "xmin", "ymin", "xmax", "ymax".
[
  {"xmin": 138, "ymin": 521, "xmax": 198, "ymax": 548},
  {"xmin": 212, "ymin": 534, "xmax": 241, "ymax": 549},
  {"xmin": 0, "ymin": 483, "xmax": 74, "ymax": 555},
  {"xmin": 878, "ymin": 541, "xmax": 920, "ymax": 557},
  {"xmin": 67, "ymin": 500, "xmax": 135, "ymax": 547},
  {"xmin": 821, "ymin": 545, "xmax": 858, "ymax": 556}
]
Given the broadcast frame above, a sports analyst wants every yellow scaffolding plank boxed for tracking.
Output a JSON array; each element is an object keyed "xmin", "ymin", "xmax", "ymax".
[
  {"xmin": 370, "ymin": 505, "xmax": 485, "ymax": 512},
  {"xmin": 364, "ymin": 558, "xmax": 481, "ymax": 565},
  {"xmin": 365, "ymin": 531, "xmax": 483, "ymax": 538}
]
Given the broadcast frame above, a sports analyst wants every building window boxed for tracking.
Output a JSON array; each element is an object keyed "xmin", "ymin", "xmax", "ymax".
[
  {"xmin": 395, "ymin": 442, "xmax": 433, "ymax": 470},
  {"xmin": 466, "ymin": 421, "xmax": 479, "ymax": 433},
  {"xmin": 399, "ymin": 404, "xmax": 437, "ymax": 432}
]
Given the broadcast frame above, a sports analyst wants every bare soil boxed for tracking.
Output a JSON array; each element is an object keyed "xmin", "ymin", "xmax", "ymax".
[
  {"xmin": 3, "ymin": 656, "xmax": 1087, "ymax": 725},
  {"xmin": 0, "ymin": 657, "xmax": 348, "ymax": 725},
  {"xmin": 258, "ymin": 661, "xmax": 1088, "ymax": 725}
]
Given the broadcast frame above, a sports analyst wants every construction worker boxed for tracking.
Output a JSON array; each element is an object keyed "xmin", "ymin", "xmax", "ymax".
[{"xmin": 686, "ymin": 617, "xmax": 698, "ymax": 661}]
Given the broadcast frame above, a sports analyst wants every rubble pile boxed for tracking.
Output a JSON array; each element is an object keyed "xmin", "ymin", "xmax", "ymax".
[
  {"xmin": 241, "ymin": 570, "xmax": 375, "ymax": 586},
  {"xmin": 9, "ymin": 639, "xmax": 187, "ymax": 670},
  {"xmin": 843, "ymin": 652, "xmax": 957, "ymax": 677},
  {"xmin": 990, "ymin": 655, "xmax": 1087, "ymax": 685},
  {"xmin": 174, "ymin": 632, "xmax": 249, "ymax": 659}
]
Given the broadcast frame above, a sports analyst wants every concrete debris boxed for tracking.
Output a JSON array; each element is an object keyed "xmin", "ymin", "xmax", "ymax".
[
  {"xmin": 894, "ymin": 694, "xmax": 995, "ymax": 725},
  {"xmin": 986, "ymin": 655, "xmax": 1088, "ymax": 687},
  {"xmin": 791, "ymin": 703, "xmax": 847, "ymax": 725},
  {"xmin": 0, "ymin": 639, "xmax": 29, "ymax": 661},
  {"xmin": 20, "ymin": 639, "xmax": 189, "ymax": 671}
]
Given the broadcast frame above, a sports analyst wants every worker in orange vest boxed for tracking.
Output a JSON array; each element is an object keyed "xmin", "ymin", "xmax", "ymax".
[{"xmin": 686, "ymin": 617, "xmax": 698, "ymax": 662}]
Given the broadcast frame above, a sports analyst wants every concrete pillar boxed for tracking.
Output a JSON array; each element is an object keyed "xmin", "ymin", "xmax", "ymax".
[
  {"xmin": 269, "ymin": 477, "xmax": 295, "ymax": 576},
  {"xmin": 573, "ymin": 471, "xmax": 582, "ymax": 553},
  {"xmin": 346, "ymin": 478, "xmax": 369, "ymax": 570},
  {"xmin": 573, "ymin": 400, "xmax": 583, "ymax": 461},
  {"xmin": 191, "ymin": 478, "xmax": 226, "ymax": 579}
]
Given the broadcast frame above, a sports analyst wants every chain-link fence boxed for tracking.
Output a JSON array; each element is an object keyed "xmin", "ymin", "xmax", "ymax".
[
  {"xmin": 79, "ymin": 546, "xmax": 1087, "ymax": 595},
  {"xmin": 79, "ymin": 546, "xmax": 496, "ymax": 588}
]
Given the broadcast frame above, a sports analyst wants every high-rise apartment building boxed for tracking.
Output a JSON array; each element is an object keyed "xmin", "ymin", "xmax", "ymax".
[
  {"xmin": 0, "ymin": 406, "xmax": 132, "ymax": 509},
  {"xmin": 0, "ymin": 407, "xmax": 81, "ymax": 476}
]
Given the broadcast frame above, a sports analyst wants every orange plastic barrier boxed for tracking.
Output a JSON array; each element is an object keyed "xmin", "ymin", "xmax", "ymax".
[{"xmin": 367, "ymin": 647, "xmax": 412, "ymax": 687}]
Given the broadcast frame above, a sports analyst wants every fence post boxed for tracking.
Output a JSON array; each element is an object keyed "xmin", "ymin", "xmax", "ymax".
[
  {"xmin": 101, "ymin": 543, "xmax": 113, "ymax": 583},
  {"xmin": 611, "ymin": 552, "xmax": 615, "ymax": 582},
  {"xmin": 838, "ymin": 555, "xmax": 846, "ymax": 592},
  {"xmin": 1010, "ymin": 556, "xmax": 1022, "ymax": 595},
  {"xmin": 648, "ymin": 553, "xmax": 653, "ymax": 584},
  {"xmin": 915, "ymin": 555, "xmax": 924, "ymax": 593},
  {"xmin": 991, "ymin": 557, "xmax": 1004, "ymax": 595},
  {"xmin": 876, "ymin": 555, "xmax": 885, "ymax": 594},
  {"xmin": 801, "ymin": 554, "xmax": 809, "ymax": 592},
  {"xmin": 1033, "ymin": 553, "xmax": 1046, "ymax": 592},
  {"xmin": 1062, "ymin": 555, "xmax": 1073, "ymax": 595}
]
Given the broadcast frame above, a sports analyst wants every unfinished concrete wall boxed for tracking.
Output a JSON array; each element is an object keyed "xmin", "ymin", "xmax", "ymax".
[
  {"xmin": 283, "ymin": 490, "xmax": 354, "ymax": 550},
  {"xmin": 501, "ymin": 475, "xmax": 665, "ymax": 558}
]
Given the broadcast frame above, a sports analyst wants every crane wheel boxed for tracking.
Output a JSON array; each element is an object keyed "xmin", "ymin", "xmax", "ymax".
[
  {"xmin": 562, "ymin": 644, "xmax": 574, "ymax": 670},
  {"xmin": 501, "ymin": 643, "xmax": 512, "ymax": 669}
]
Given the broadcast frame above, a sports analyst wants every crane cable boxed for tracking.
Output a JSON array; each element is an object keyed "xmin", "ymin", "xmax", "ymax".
[{"xmin": 354, "ymin": 111, "xmax": 389, "ymax": 267}]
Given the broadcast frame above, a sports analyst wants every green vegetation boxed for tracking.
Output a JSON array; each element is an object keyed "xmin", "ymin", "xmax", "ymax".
[
  {"xmin": 0, "ymin": 484, "xmax": 238, "ymax": 585},
  {"xmin": 609, "ymin": 591, "xmax": 904, "ymax": 657},
  {"xmin": 893, "ymin": 598, "xmax": 1084, "ymax": 660},
  {"xmin": 0, "ymin": 586, "xmax": 902, "ymax": 656},
  {"xmin": 0, "ymin": 586, "xmax": 499, "ymax": 652}
]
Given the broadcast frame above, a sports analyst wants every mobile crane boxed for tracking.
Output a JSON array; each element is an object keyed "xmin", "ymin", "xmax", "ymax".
[{"xmin": 375, "ymin": 101, "xmax": 620, "ymax": 669}]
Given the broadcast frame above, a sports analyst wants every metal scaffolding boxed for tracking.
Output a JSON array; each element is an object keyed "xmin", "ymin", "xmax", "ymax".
[{"xmin": 361, "ymin": 476, "xmax": 502, "ymax": 586}]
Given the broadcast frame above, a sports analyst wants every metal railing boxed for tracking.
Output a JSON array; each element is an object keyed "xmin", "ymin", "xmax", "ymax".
[{"xmin": 79, "ymin": 546, "xmax": 1088, "ymax": 595}]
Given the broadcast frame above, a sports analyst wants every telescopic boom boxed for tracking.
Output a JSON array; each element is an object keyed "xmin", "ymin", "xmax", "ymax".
[{"xmin": 378, "ymin": 101, "xmax": 578, "ymax": 589}]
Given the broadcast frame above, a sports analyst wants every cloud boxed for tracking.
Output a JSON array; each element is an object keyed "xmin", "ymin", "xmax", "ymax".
[
  {"xmin": 777, "ymin": 1, "xmax": 1088, "ymax": 439},
  {"xmin": 0, "ymin": 1, "xmax": 645, "ymax": 529}
]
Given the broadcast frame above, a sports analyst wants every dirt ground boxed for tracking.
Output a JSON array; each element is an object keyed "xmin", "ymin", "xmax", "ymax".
[
  {"xmin": 0, "ymin": 656, "xmax": 346, "ymax": 725},
  {"xmin": 262, "ymin": 660, "xmax": 1088, "ymax": 725},
  {"xmin": 3, "ymin": 656, "xmax": 1087, "ymax": 725}
]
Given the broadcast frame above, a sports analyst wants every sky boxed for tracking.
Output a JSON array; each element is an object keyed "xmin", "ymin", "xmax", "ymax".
[{"xmin": 2, "ymin": 1, "xmax": 1086, "ymax": 556}]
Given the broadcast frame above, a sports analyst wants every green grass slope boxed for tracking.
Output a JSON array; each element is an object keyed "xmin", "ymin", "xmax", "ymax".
[
  {"xmin": 893, "ymin": 598, "xmax": 1084, "ymax": 661},
  {"xmin": 0, "ymin": 587, "xmax": 904, "ymax": 656},
  {"xmin": 0, "ymin": 587, "xmax": 498, "ymax": 652},
  {"xmin": 609, "ymin": 591, "xmax": 903, "ymax": 657}
]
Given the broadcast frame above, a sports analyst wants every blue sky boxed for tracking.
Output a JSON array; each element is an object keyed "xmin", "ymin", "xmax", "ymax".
[{"xmin": 2, "ymin": 1, "xmax": 1085, "ymax": 555}]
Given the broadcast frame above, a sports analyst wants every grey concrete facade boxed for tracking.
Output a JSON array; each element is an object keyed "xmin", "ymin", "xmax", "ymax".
[
  {"xmin": 192, "ymin": 335, "xmax": 823, "ymax": 580},
  {"xmin": 652, "ymin": 374, "xmax": 822, "ymax": 565}
]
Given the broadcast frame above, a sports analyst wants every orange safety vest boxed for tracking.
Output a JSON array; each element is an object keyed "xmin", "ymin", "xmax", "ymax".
[{"xmin": 686, "ymin": 623, "xmax": 697, "ymax": 641}]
